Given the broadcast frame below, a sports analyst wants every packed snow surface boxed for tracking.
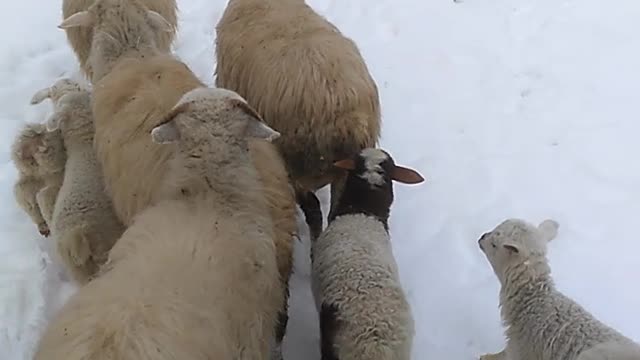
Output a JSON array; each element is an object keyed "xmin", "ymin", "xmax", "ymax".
[{"xmin": 1, "ymin": 0, "xmax": 639, "ymax": 359}]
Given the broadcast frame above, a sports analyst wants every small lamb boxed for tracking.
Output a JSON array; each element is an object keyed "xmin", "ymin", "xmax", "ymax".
[
  {"xmin": 311, "ymin": 148, "xmax": 424, "ymax": 360},
  {"xmin": 478, "ymin": 218, "xmax": 640, "ymax": 360},
  {"xmin": 40, "ymin": 78, "xmax": 125, "ymax": 284},
  {"xmin": 11, "ymin": 122, "xmax": 65, "ymax": 237}
]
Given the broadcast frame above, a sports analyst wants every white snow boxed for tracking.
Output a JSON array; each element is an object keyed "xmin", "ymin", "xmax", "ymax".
[{"xmin": 1, "ymin": 0, "xmax": 639, "ymax": 359}]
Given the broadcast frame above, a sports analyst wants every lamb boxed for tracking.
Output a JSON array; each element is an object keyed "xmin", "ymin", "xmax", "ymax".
[
  {"xmin": 60, "ymin": 0, "xmax": 297, "ymax": 349},
  {"xmin": 33, "ymin": 87, "xmax": 283, "ymax": 360},
  {"xmin": 478, "ymin": 218, "xmax": 640, "ymax": 360},
  {"xmin": 10, "ymin": 123, "xmax": 65, "ymax": 237},
  {"xmin": 60, "ymin": 0, "xmax": 177, "ymax": 81},
  {"xmin": 215, "ymin": 0, "xmax": 382, "ymax": 240},
  {"xmin": 34, "ymin": 78, "xmax": 125, "ymax": 284},
  {"xmin": 311, "ymin": 148, "xmax": 424, "ymax": 360}
]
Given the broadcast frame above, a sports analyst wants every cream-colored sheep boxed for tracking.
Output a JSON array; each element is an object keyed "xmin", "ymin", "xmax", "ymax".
[
  {"xmin": 11, "ymin": 123, "xmax": 65, "ymax": 236},
  {"xmin": 312, "ymin": 148, "xmax": 423, "ymax": 360},
  {"xmin": 61, "ymin": 0, "xmax": 177, "ymax": 81},
  {"xmin": 34, "ymin": 88, "xmax": 283, "ymax": 360},
  {"xmin": 36, "ymin": 78, "xmax": 124, "ymax": 284},
  {"xmin": 62, "ymin": 1, "xmax": 297, "ymax": 344},
  {"xmin": 215, "ymin": 0, "xmax": 382, "ymax": 240},
  {"xmin": 59, "ymin": 0, "xmax": 176, "ymax": 83},
  {"xmin": 478, "ymin": 218, "xmax": 640, "ymax": 360}
]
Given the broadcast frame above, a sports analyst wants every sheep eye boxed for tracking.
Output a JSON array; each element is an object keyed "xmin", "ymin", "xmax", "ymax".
[{"xmin": 491, "ymin": 243, "xmax": 497, "ymax": 248}]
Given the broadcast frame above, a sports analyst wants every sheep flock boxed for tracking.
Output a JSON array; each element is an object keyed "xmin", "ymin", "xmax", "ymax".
[{"xmin": 8, "ymin": 0, "xmax": 639, "ymax": 359}]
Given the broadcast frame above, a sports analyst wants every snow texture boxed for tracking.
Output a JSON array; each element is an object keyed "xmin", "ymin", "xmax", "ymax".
[{"xmin": 1, "ymin": 0, "xmax": 639, "ymax": 359}]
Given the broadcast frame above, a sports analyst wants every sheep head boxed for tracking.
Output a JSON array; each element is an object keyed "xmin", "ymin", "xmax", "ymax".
[
  {"xmin": 151, "ymin": 87, "xmax": 280, "ymax": 149},
  {"xmin": 59, "ymin": 0, "xmax": 173, "ymax": 34},
  {"xmin": 478, "ymin": 218, "xmax": 559, "ymax": 282},
  {"xmin": 333, "ymin": 148, "xmax": 425, "ymax": 187}
]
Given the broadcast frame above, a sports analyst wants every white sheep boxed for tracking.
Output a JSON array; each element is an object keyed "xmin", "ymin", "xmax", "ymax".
[
  {"xmin": 61, "ymin": 0, "xmax": 297, "ymax": 348},
  {"xmin": 34, "ymin": 87, "xmax": 283, "ymax": 360},
  {"xmin": 311, "ymin": 148, "xmax": 424, "ymax": 360},
  {"xmin": 478, "ymin": 218, "xmax": 640, "ymax": 360},
  {"xmin": 36, "ymin": 78, "xmax": 124, "ymax": 284},
  {"xmin": 59, "ymin": 0, "xmax": 176, "ymax": 83},
  {"xmin": 215, "ymin": 0, "xmax": 382, "ymax": 240},
  {"xmin": 11, "ymin": 122, "xmax": 65, "ymax": 237}
]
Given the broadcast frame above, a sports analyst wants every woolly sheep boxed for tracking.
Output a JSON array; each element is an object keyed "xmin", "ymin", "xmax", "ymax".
[
  {"xmin": 478, "ymin": 218, "xmax": 640, "ymax": 360},
  {"xmin": 34, "ymin": 88, "xmax": 283, "ymax": 360},
  {"xmin": 311, "ymin": 148, "xmax": 424, "ymax": 360},
  {"xmin": 59, "ymin": 0, "xmax": 176, "ymax": 83},
  {"xmin": 61, "ymin": 2, "xmax": 297, "ymax": 346},
  {"xmin": 11, "ymin": 123, "xmax": 65, "ymax": 236},
  {"xmin": 33, "ymin": 78, "xmax": 125, "ymax": 284},
  {"xmin": 215, "ymin": 0, "xmax": 382, "ymax": 240},
  {"xmin": 60, "ymin": 0, "xmax": 177, "ymax": 81}
]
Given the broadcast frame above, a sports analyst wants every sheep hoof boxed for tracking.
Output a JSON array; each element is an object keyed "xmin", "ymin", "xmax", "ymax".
[{"xmin": 38, "ymin": 223, "xmax": 50, "ymax": 237}]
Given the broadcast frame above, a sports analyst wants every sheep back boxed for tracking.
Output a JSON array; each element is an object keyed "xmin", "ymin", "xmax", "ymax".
[
  {"xmin": 215, "ymin": 0, "xmax": 381, "ymax": 192},
  {"xmin": 312, "ymin": 213, "xmax": 414, "ymax": 360},
  {"xmin": 62, "ymin": 0, "xmax": 178, "ymax": 80}
]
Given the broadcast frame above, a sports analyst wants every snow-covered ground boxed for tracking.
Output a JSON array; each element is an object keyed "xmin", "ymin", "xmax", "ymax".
[{"xmin": 1, "ymin": 0, "xmax": 639, "ymax": 359}]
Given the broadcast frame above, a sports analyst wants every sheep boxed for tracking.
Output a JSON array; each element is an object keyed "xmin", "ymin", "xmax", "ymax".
[
  {"xmin": 60, "ymin": 0, "xmax": 177, "ymax": 81},
  {"xmin": 311, "ymin": 148, "xmax": 424, "ymax": 360},
  {"xmin": 215, "ymin": 0, "xmax": 382, "ymax": 240},
  {"xmin": 33, "ymin": 87, "xmax": 284, "ymax": 360},
  {"xmin": 60, "ymin": 0, "xmax": 297, "ymax": 348},
  {"xmin": 478, "ymin": 218, "xmax": 640, "ymax": 360},
  {"xmin": 59, "ymin": 0, "xmax": 176, "ymax": 83},
  {"xmin": 10, "ymin": 123, "xmax": 65, "ymax": 237},
  {"xmin": 33, "ymin": 78, "xmax": 125, "ymax": 285}
]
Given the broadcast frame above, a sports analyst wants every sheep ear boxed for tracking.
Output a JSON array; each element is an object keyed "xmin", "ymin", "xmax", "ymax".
[
  {"xmin": 333, "ymin": 158, "xmax": 356, "ymax": 170},
  {"xmin": 46, "ymin": 112, "xmax": 66, "ymax": 132},
  {"xmin": 31, "ymin": 87, "xmax": 51, "ymax": 105},
  {"xmin": 391, "ymin": 165, "xmax": 425, "ymax": 184},
  {"xmin": 538, "ymin": 219, "xmax": 559, "ymax": 243},
  {"xmin": 151, "ymin": 121, "xmax": 180, "ymax": 144},
  {"xmin": 59, "ymin": 11, "xmax": 94, "ymax": 29},
  {"xmin": 230, "ymin": 99, "xmax": 280, "ymax": 141},
  {"xmin": 147, "ymin": 11, "xmax": 173, "ymax": 32},
  {"xmin": 503, "ymin": 244, "xmax": 520, "ymax": 254},
  {"xmin": 244, "ymin": 119, "xmax": 280, "ymax": 141}
]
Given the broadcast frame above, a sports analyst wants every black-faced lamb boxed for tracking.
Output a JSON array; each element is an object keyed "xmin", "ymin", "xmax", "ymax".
[
  {"xmin": 60, "ymin": 0, "xmax": 177, "ymax": 82},
  {"xmin": 34, "ymin": 87, "xmax": 283, "ymax": 360},
  {"xmin": 36, "ymin": 78, "xmax": 124, "ymax": 284},
  {"xmin": 60, "ymin": 0, "xmax": 297, "ymax": 348},
  {"xmin": 11, "ymin": 123, "xmax": 65, "ymax": 237},
  {"xmin": 478, "ymin": 218, "xmax": 640, "ymax": 360},
  {"xmin": 215, "ymin": 0, "xmax": 382, "ymax": 240},
  {"xmin": 311, "ymin": 148, "xmax": 424, "ymax": 360}
]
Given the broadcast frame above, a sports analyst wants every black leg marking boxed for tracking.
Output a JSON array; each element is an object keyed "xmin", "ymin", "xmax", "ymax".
[
  {"xmin": 296, "ymin": 190, "xmax": 323, "ymax": 241},
  {"xmin": 320, "ymin": 303, "xmax": 340, "ymax": 360}
]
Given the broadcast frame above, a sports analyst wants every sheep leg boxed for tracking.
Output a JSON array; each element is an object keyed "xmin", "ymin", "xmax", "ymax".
[
  {"xmin": 57, "ymin": 225, "xmax": 94, "ymax": 284},
  {"xmin": 14, "ymin": 178, "xmax": 49, "ymax": 237},
  {"xmin": 480, "ymin": 349, "xmax": 508, "ymax": 360},
  {"xmin": 319, "ymin": 302, "xmax": 340, "ymax": 360},
  {"xmin": 296, "ymin": 190, "xmax": 323, "ymax": 241},
  {"xmin": 272, "ymin": 286, "xmax": 290, "ymax": 360},
  {"xmin": 36, "ymin": 184, "xmax": 60, "ymax": 226}
]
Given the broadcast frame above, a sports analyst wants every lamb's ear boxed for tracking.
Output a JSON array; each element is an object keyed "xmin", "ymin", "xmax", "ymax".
[
  {"xmin": 230, "ymin": 100, "xmax": 280, "ymax": 141},
  {"xmin": 503, "ymin": 243, "xmax": 520, "ymax": 254},
  {"xmin": 45, "ymin": 111, "xmax": 67, "ymax": 132},
  {"xmin": 333, "ymin": 158, "xmax": 356, "ymax": 170},
  {"xmin": 147, "ymin": 11, "xmax": 173, "ymax": 32},
  {"xmin": 391, "ymin": 165, "xmax": 425, "ymax": 184},
  {"xmin": 58, "ymin": 11, "xmax": 95, "ymax": 29},
  {"xmin": 30, "ymin": 87, "xmax": 51, "ymax": 105},
  {"xmin": 538, "ymin": 219, "xmax": 559, "ymax": 243},
  {"xmin": 151, "ymin": 121, "xmax": 180, "ymax": 144}
]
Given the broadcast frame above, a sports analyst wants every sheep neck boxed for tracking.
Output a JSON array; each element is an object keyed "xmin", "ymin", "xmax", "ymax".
[{"xmin": 329, "ymin": 174, "xmax": 392, "ymax": 230}]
